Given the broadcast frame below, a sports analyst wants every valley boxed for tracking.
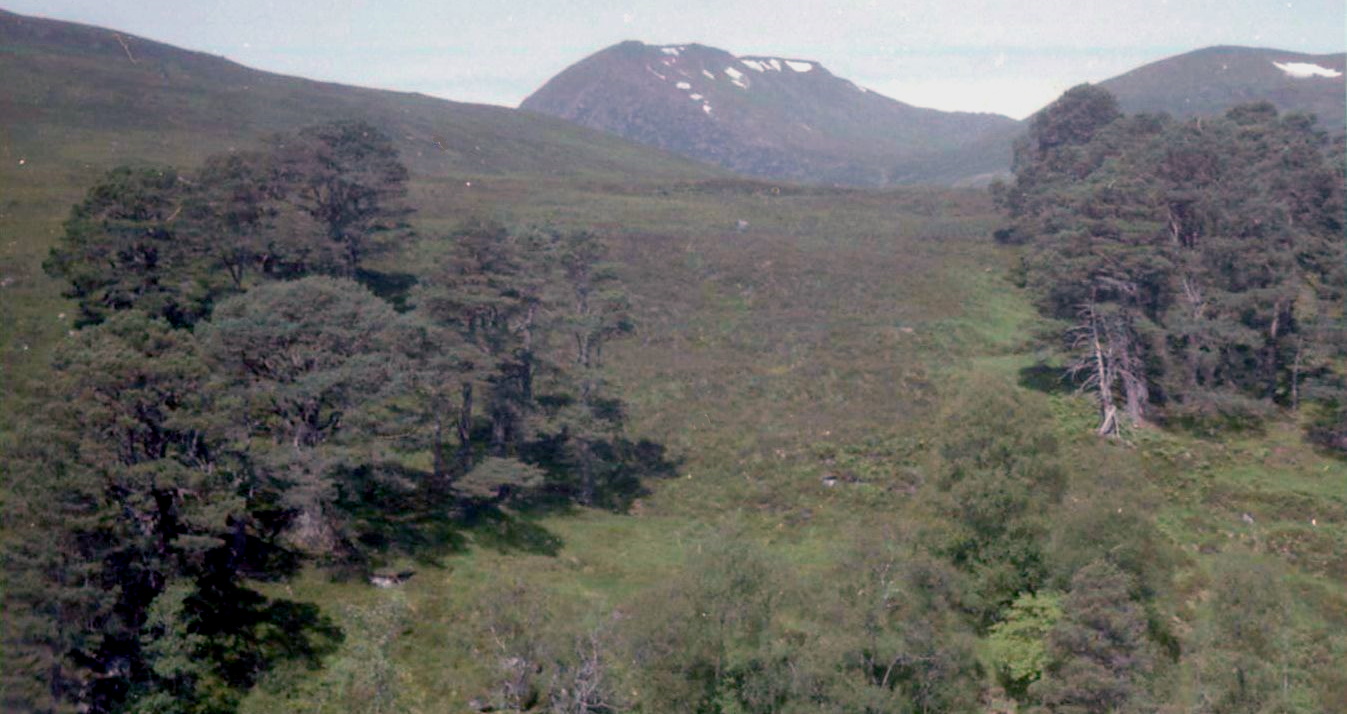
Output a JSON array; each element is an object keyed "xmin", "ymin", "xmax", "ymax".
[{"xmin": 2, "ymin": 8, "xmax": 1345, "ymax": 714}]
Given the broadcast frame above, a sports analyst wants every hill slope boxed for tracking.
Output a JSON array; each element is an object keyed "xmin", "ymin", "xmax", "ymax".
[
  {"xmin": 0, "ymin": 9, "xmax": 719, "ymax": 182},
  {"xmin": 0, "ymin": 9, "xmax": 721, "ymax": 407},
  {"xmin": 3, "ymin": 12, "xmax": 1346, "ymax": 714},
  {"xmin": 521, "ymin": 41, "xmax": 1022, "ymax": 187},
  {"xmin": 1099, "ymin": 45, "xmax": 1346, "ymax": 131}
]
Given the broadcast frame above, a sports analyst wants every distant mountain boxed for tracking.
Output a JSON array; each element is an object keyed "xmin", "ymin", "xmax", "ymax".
[
  {"xmin": 0, "ymin": 10, "xmax": 718, "ymax": 184},
  {"xmin": 1098, "ymin": 46, "xmax": 1346, "ymax": 131},
  {"xmin": 521, "ymin": 41, "xmax": 1022, "ymax": 187}
]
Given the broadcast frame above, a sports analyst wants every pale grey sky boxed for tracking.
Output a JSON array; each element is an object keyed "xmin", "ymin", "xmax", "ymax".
[{"xmin": 4, "ymin": 0, "xmax": 1343, "ymax": 118}]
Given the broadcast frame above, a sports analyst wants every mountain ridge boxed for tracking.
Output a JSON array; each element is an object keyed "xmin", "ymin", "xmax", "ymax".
[
  {"xmin": 1097, "ymin": 45, "xmax": 1346, "ymax": 131},
  {"xmin": 12, "ymin": 8, "xmax": 1337, "ymax": 192},
  {"xmin": 521, "ymin": 40, "xmax": 1022, "ymax": 187},
  {"xmin": 524, "ymin": 41, "xmax": 1346, "ymax": 188},
  {"xmin": 0, "ymin": 9, "xmax": 720, "ymax": 183}
]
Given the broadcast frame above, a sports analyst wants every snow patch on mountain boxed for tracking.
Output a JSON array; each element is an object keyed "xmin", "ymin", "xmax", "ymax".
[
  {"xmin": 741, "ymin": 57, "xmax": 797, "ymax": 72},
  {"xmin": 1273, "ymin": 61, "xmax": 1342, "ymax": 79},
  {"xmin": 520, "ymin": 38, "xmax": 1027, "ymax": 187},
  {"xmin": 724, "ymin": 66, "xmax": 749, "ymax": 88}
]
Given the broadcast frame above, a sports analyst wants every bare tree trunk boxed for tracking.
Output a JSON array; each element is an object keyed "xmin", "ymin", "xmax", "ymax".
[
  {"xmin": 575, "ymin": 332, "xmax": 592, "ymax": 371},
  {"xmin": 555, "ymin": 628, "xmax": 617, "ymax": 714},
  {"xmin": 519, "ymin": 302, "xmax": 537, "ymax": 402},
  {"xmin": 490, "ymin": 406, "xmax": 508, "ymax": 458},
  {"xmin": 1089, "ymin": 307, "xmax": 1121, "ymax": 437},
  {"xmin": 1181, "ymin": 275, "xmax": 1204, "ymax": 317},
  {"xmin": 1291, "ymin": 336, "xmax": 1303, "ymax": 410},
  {"xmin": 1122, "ymin": 371, "xmax": 1147, "ymax": 427},
  {"xmin": 1264, "ymin": 299, "xmax": 1283, "ymax": 400},
  {"xmin": 457, "ymin": 381, "xmax": 474, "ymax": 474},
  {"xmin": 577, "ymin": 439, "xmax": 595, "ymax": 506},
  {"xmin": 1072, "ymin": 297, "xmax": 1149, "ymax": 437},
  {"xmin": 432, "ymin": 411, "xmax": 447, "ymax": 486}
]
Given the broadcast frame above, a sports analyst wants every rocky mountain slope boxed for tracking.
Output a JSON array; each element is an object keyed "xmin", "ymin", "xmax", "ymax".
[{"xmin": 521, "ymin": 41, "xmax": 1022, "ymax": 187}]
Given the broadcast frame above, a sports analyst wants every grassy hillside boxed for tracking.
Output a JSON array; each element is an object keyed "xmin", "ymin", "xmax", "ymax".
[
  {"xmin": 230, "ymin": 177, "xmax": 1346, "ymax": 711},
  {"xmin": 0, "ymin": 10, "xmax": 722, "ymax": 180},
  {"xmin": 237, "ymin": 182, "xmax": 1027, "ymax": 709},
  {"xmin": 0, "ymin": 9, "xmax": 721, "ymax": 413},
  {"xmin": 3, "ymin": 11, "xmax": 1345, "ymax": 713}
]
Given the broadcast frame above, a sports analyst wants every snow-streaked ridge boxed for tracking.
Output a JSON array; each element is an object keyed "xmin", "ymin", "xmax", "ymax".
[{"xmin": 739, "ymin": 56, "xmax": 816, "ymax": 73}]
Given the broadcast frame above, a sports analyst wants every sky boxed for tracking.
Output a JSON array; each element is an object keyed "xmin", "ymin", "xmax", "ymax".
[{"xmin": 4, "ymin": 0, "xmax": 1344, "ymax": 119}]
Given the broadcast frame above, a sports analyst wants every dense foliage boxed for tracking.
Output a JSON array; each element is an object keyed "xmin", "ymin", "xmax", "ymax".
[
  {"xmin": 5, "ymin": 122, "xmax": 659, "ymax": 712},
  {"xmin": 994, "ymin": 86, "xmax": 1346, "ymax": 444},
  {"xmin": 6, "ymin": 93, "xmax": 1344, "ymax": 714}
]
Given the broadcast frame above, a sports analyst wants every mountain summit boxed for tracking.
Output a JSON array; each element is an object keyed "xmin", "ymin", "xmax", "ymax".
[{"xmin": 521, "ymin": 41, "xmax": 1021, "ymax": 186}]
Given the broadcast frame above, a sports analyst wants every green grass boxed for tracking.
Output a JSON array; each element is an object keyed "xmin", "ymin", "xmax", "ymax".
[
  {"xmin": 233, "ymin": 183, "xmax": 1039, "ymax": 710},
  {"xmin": 10, "ymin": 150, "xmax": 1345, "ymax": 709},
  {"xmin": 4, "ymin": 11, "xmax": 1346, "ymax": 710}
]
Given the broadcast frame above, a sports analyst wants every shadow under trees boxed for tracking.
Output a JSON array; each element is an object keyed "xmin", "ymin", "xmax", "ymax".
[{"xmin": 7, "ymin": 120, "xmax": 677, "ymax": 713}]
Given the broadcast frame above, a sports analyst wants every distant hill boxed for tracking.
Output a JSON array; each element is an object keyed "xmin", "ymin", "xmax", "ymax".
[
  {"xmin": 0, "ymin": 9, "xmax": 718, "ymax": 183},
  {"xmin": 1098, "ymin": 46, "xmax": 1346, "ymax": 131},
  {"xmin": 0, "ymin": 9, "xmax": 723, "ymax": 403},
  {"xmin": 521, "ymin": 41, "xmax": 1022, "ymax": 187}
]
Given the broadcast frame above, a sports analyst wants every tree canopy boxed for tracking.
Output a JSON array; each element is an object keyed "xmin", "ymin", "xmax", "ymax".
[
  {"xmin": 995, "ymin": 87, "xmax": 1346, "ymax": 442},
  {"xmin": 13, "ymin": 120, "xmax": 653, "ymax": 712}
]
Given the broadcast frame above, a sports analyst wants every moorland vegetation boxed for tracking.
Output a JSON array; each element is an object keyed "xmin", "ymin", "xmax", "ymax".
[{"xmin": 2, "ymin": 80, "xmax": 1345, "ymax": 714}]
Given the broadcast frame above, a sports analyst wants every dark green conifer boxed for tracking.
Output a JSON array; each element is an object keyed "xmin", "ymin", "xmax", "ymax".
[{"xmin": 1032, "ymin": 560, "xmax": 1156, "ymax": 713}]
